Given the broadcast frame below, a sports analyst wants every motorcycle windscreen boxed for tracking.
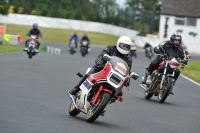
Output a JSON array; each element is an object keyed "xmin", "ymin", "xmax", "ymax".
[{"xmin": 110, "ymin": 56, "xmax": 130, "ymax": 76}]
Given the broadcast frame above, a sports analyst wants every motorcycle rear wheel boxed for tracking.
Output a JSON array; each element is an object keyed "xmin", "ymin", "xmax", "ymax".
[
  {"xmin": 86, "ymin": 92, "xmax": 111, "ymax": 123},
  {"xmin": 68, "ymin": 101, "xmax": 80, "ymax": 116},
  {"xmin": 158, "ymin": 77, "xmax": 172, "ymax": 103}
]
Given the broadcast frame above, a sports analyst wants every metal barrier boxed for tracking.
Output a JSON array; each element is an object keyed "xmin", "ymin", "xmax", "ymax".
[{"xmin": 3, "ymin": 34, "xmax": 20, "ymax": 45}]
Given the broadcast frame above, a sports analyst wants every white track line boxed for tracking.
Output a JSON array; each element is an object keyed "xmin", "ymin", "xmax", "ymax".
[{"xmin": 181, "ymin": 74, "xmax": 200, "ymax": 87}]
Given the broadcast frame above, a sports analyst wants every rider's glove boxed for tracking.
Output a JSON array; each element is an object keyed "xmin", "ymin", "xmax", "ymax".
[
  {"xmin": 124, "ymin": 79, "xmax": 130, "ymax": 87},
  {"xmin": 182, "ymin": 60, "xmax": 188, "ymax": 65}
]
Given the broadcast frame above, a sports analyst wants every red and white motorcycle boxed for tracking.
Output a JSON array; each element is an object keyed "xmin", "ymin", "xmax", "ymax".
[
  {"xmin": 26, "ymin": 35, "xmax": 38, "ymax": 59},
  {"xmin": 68, "ymin": 54, "xmax": 139, "ymax": 123}
]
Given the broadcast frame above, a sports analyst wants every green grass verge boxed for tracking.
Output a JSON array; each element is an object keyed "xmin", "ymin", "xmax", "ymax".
[
  {"xmin": 0, "ymin": 44, "xmax": 24, "ymax": 53},
  {"xmin": 0, "ymin": 44, "xmax": 46, "ymax": 53},
  {"xmin": 180, "ymin": 61, "xmax": 200, "ymax": 83},
  {"xmin": 6, "ymin": 24, "xmax": 120, "ymax": 46}
]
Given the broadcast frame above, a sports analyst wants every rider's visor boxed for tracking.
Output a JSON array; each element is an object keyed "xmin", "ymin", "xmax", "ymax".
[{"xmin": 119, "ymin": 43, "xmax": 131, "ymax": 50}]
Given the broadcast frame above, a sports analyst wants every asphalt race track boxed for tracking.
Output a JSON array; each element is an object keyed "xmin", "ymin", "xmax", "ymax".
[{"xmin": 0, "ymin": 43, "xmax": 200, "ymax": 133}]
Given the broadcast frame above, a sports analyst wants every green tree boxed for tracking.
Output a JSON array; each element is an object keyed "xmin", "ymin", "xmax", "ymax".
[{"xmin": 0, "ymin": 0, "xmax": 9, "ymax": 15}]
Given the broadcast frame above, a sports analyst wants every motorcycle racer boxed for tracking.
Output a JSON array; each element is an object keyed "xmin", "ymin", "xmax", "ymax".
[
  {"xmin": 24, "ymin": 23, "xmax": 42, "ymax": 52},
  {"xmin": 69, "ymin": 36, "xmax": 133, "ymax": 97},
  {"xmin": 145, "ymin": 33, "xmax": 189, "ymax": 95}
]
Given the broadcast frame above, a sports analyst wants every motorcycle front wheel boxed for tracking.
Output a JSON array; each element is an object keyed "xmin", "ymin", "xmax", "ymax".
[
  {"xmin": 28, "ymin": 48, "xmax": 33, "ymax": 59},
  {"xmin": 81, "ymin": 51, "xmax": 86, "ymax": 57},
  {"xmin": 68, "ymin": 101, "xmax": 80, "ymax": 116},
  {"xmin": 86, "ymin": 92, "xmax": 111, "ymax": 123},
  {"xmin": 158, "ymin": 77, "xmax": 172, "ymax": 103}
]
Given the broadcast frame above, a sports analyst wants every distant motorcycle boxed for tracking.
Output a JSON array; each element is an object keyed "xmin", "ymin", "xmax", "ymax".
[
  {"xmin": 80, "ymin": 40, "xmax": 89, "ymax": 57},
  {"xmin": 26, "ymin": 35, "xmax": 38, "ymax": 59},
  {"xmin": 130, "ymin": 46, "xmax": 137, "ymax": 58},
  {"xmin": 140, "ymin": 55, "xmax": 189, "ymax": 103},
  {"xmin": 69, "ymin": 39, "xmax": 77, "ymax": 55},
  {"xmin": 145, "ymin": 47, "xmax": 153, "ymax": 60}
]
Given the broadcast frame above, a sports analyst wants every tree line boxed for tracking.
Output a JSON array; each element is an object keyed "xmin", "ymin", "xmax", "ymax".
[{"xmin": 0, "ymin": 0, "xmax": 161, "ymax": 33}]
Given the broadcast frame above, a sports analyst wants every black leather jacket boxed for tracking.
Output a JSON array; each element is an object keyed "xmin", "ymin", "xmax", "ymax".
[
  {"xmin": 95, "ymin": 45, "xmax": 132, "ymax": 73},
  {"xmin": 27, "ymin": 29, "xmax": 42, "ymax": 38},
  {"xmin": 144, "ymin": 43, "xmax": 152, "ymax": 49},
  {"xmin": 154, "ymin": 41, "xmax": 186, "ymax": 60},
  {"xmin": 81, "ymin": 36, "xmax": 90, "ymax": 43}
]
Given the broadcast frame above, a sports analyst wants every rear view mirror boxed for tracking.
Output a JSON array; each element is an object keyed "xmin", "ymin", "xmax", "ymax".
[
  {"xmin": 131, "ymin": 72, "xmax": 139, "ymax": 80},
  {"xmin": 103, "ymin": 54, "xmax": 112, "ymax": 61}
]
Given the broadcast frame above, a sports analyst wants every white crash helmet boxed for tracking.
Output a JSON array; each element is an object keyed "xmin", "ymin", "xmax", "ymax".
[{"xmin": 116, "ymin": 36, "xmax": 132, "ymax": 55}]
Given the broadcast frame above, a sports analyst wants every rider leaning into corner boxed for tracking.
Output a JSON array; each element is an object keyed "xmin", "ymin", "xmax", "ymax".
[
  {"xmin": 144, "ymin": 33, "xmax": 189, "ymax": 95},
  {"xmin": 69, "ymin": 36, "xmax": 133, "ymax": 98},
  {"xmin": 24, "ymin": 23, "xmax": 42, "ymax": 53}
]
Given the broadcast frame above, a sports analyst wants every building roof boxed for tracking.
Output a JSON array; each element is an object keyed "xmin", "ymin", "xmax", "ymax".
[{"xmin": 161, "ymin": 0, "xmax": 200, "ymax": 18}]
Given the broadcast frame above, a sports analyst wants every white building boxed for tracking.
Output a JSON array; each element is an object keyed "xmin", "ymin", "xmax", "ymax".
[{"xmin": 159, "ymin": 0, "xmax": 200, "ymax": 54}]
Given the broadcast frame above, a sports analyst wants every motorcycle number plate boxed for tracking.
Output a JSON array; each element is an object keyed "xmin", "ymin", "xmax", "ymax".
[{"xmin": 80, "ymin": 80, "xmax": 92, "ymax": 90}]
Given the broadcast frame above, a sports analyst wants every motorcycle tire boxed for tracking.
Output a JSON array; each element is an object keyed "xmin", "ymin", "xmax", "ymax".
[
  {"xmin": 86, "ymin": 92, "xmax": 111, "ymax": 123},
  {"xmin": 68, "ymin": 101, "xmax": 80, "ymax": 116},
  {"xmin": 81, "ymin": 52, "xmax": 86, "ymax": 57},
  {"xmin": 70, "ymin": 49, "xmax": 74, "ymax": 55},
  {"xmin": 158, "ymin": 77, "xmax": 172, "ymax": 103},
  {"xmin": 147, "ymin": 53, "xmax": 151, "ymax": 60},
  {"xmin": 28, "ymin": 48, "xmax": 33, "ymax": 59},
  {"xmin": 135, "ymin": 53, "xmax": 137, "ymax": 58}
]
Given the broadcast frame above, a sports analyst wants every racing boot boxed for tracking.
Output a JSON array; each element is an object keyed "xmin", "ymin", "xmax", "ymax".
[
  {"xmin": 101, "ymin": 107, "xmax": 107, "ymax": 116},
  {"xmin": 24, "ymin": 47, "xmax": 28, "ymax": 51},
  {"xmin": 35, "ymin": 49, "xmax": 39, "ymax": 53},
  {"xmin": 169, "ymin": 88, "xmax": 174, "ymax": 95},
  {"xmin": 169, "ymin": 80, "xmax": 176, "ymax": 95}
]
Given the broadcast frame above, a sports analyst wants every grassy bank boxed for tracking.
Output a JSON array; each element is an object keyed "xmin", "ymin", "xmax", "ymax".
[
  {"xmin": 0, "ymin": 44, "xmax": 24, "ymax": 53},
  {"xmin": 181, "ymin": 61, "xmax": 200, "ymax": 83},
  {"xmin": 6, "ymin": 24, "xmax": 120, "ymax": 46},
  {"xmin": 0, "ymin": 44, "xmax": 45, "ymax": 53}
]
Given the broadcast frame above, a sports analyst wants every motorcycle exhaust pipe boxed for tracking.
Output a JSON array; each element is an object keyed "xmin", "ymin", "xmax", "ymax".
[{"xmin": 140, "ymin": 84, "xmax": 148, "ymax": 91}]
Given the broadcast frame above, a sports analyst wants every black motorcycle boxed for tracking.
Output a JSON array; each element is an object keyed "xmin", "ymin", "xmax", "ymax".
[
  {"xmin": 145, "ymin": 47, "xmax": 153, "ymax": 60},
  {"xmin": 130, "ymin": 46, "xmax": 137, "ymax": 58},
  {"xmin": 140, "ymin": 55, "xmax": 188, "ymax": 103},
  {"xmin": 80, "ymin": 40, "xmax": 89, "ymax": 57}
]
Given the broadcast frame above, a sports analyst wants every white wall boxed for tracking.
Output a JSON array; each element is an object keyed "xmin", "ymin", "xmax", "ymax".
[
  {"xmin": 0, "ymin": 13, "xmax": 139, "ymax": 40},
  {"xmin": 159, "ymin": 14, "xmax": 200, "ymax": 54}
]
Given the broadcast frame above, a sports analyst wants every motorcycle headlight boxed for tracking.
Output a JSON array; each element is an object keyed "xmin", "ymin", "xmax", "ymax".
[{"xmin": 169, "ymin": 59, "xmax": 180, "ymax": 68}]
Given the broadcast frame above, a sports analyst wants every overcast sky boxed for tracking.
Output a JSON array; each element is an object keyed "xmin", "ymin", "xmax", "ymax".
[{"xmin": 116, "ymin": 0, "xmax": 126, "ymax": 7}]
